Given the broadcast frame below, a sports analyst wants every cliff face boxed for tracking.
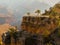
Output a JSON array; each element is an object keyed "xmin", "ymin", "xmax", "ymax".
[
  {"xmin": 21, "ymin": 16, "xmax": 57, "ymax": 36},
  {"xmin": 21, "ymin": 3, "xmax": 60, "ymax": 36}
]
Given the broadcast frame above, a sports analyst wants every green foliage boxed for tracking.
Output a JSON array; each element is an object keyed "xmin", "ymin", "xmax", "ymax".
[
  {"xmin": 27, "ymin": 12, "xmax": 30, "ymax": 15},
  {"xmin": 35, "ymin": 9, "xmax": 41, "ymax": 15},
  {"xmin": 35, "ymin": 10, "xmax": 40, "ymax": 13}
]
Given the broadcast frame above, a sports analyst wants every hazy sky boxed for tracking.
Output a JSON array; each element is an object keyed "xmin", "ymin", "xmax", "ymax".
[{"xmin": 0, "ymin": 0, "xmax": 60, "ymax": 7}]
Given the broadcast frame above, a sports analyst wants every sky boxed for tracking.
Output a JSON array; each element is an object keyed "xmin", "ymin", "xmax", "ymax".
[
  {"xmin": 0, "ymin": 0, "xmax": 59, "ymax": 12},
  {"xmin": 0, "ymin": 0, "xmax": 60, "ymax": 8}
]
